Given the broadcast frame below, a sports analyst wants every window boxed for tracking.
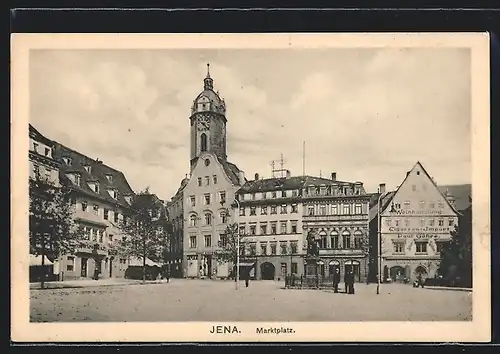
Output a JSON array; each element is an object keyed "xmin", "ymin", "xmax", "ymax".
[
  {"xmin": 63, "ymin": 157, "xmax": 72, "ymax": 165},
  {"xmin": 308, "ymin": 206, "xmax": 314, "ymax": 216},
  {"xmin": 99, "ymin": 231, "xmax": 103, "ymax": 243},
  {"xmin": 355, "ymin": 204, "xmax": 362, "ymax": 215},
  {"xmin": 438, "ymin": 201, "xmax": 444, "ymax": 208},
  {"xmin": 319, "ymin": 205, "xmax": 326, "ymax": 215},
  {"xmin": 239, "ymin": 207, "xmax": 245, "ymax": 216},
  {"xmin": 420, "ymin": 201, "xmax": 425, "ymax": 209},
  {"xmin": 261, "ymin": 206, "xmax": 268, "ymax": 215},
  {"xmin": 220, "ymin": 212, "xmax": 227, "ymax": 224},
  {"xmin": 82, "ymin": 227, "xmax": 90, "ymax": 240},
  {"xmin": 436, "ymin": 242, "xmax": 445, "ymax": 255},
  {"xmin": 259, "ymin": 223, "xmax": 267, "ymax": 235},
  {"xmin": 291, "ymin": 221, "xmax": 298, "ymax": 234},
  {"xmin": 44, "ymin": 147, "xmax": 51, "ymax": 157},
  {"xmin": 354, "ymin": 231, "xmax": 363, "ymax": 249},
  {"xmin": 415, "ymin": 242, "xmax": 428, "ymax": 254},
  {"xmin": 342, "ymin": 231, "xmax": 351, "ymax": 249},
  {"xmin": 104, "ymin": 209, "xmax": 109, "ymax": 220},
  {"xmin": 33, "ymin": 142, "xmax": 39, "ymax": 153},
  {"xmin": 272, "ymin": 191, "xmax": 277, "ymax": 198},
  {"xmin": 343, "ymin": 204, "xmax": 350, "ymax": 215},
  {"xmin": 250, "ymin": 225, "xmax": 256, "ymax": 235},
  {"xmin": 249, "ymin": 244, "xmax": 256, "ymax": 256},
  {"xmin": 66, "ymin": 256, "xmax": 75, "ymax": 271},
  {"xmin": 395, "ymin": 219, "xmax": 400, "ymax": 227},
  {"xmin": 204, "ymin": 235, "xmax": 211, "ymax": 247},
  {"xmin": 92, "ymin": 204, "xmax": 99, "ymax": 215},
  {"xmin": 200, "ymin": 133, "xmax": 207, "ymax": 152},
  {"xmin": 405, "ymin": 219, "xmax": 410, "ymax": 227},
  {"xmin": 251, "ymin": 193, "xmax": 256, "ymax": 200},
  {"xmin": 385, "ymin": 218, "xmax": 391, "ymax": 227},
  {"xmin": 239, "ymin": 225, "xmax": 245, "ymax": 235},
  {"xmin": 420, "ymin": 219, "xmax": 426, "ymax": 227},
  {"xmin": 330, "ymin": 231, "xmax": 339, "ymax": 249},
  {"xmin": 448, "ymin": 218, "xmax": 455, "ymax": 226},
  {"xmin": 204, "ymin": 194, "xmax": 211, "ymax": 205},
  {"xmin": 291, "ymin": 204, "xmax": 298, "ymax": 213},
  {"xmin": 33, "ymin": 164, "xmax": 40, "ymax": 177},
  {"xmin": 271, "ymin": 222, "xmax": 277, "ymax": 235},
  {"xmin": 280, "ymin": 243, "xmax": 288, "ymax": 255},
  {"xmin": 219, "ymin": 234, "xmax": 227, "ymax": 247},
  {"xmin": 108, "ymin": 234, "xmax": 114, "ymax": 243},
  {"xmin": 44, "ymin": 168, "xmax": 51, "ymax": 181},
  {"xmin": 404, "ymin": 201, "xmax": 411, "ymax": 208},
  {"xmin": 270, "ymin": 206, "xmax": 277, "ymax": 214},
  {"xmin": 204, "ymin": 213, "xmax": 212, "ymax": 225},
  {"xmin": 412, "ymin": 185, "xmax": 417, "ymax": 191},
  {"xmin": 270, "ymin": 243, "xmax": 277, "ymax": 255},
  {"xmin": 319, "ymin": 231, "xmax": 327, "ymax": 248},
  {"xmin": 261, "ymin": 243, "xmax": 267, "ymax": 255},
  {"xmin": 105, "ymin": 174, "xmax": 113, "ymax": 183},
  {"xmin": 75, "ymin": 174, "xmax": 81, "ymax": 186},
  {"xmin": 219, "ymin": 192, "xmax": 226, "ymax": 204},
  {"xmin": 292, "ymin": 190, "xmax": 298, "ymax": 197},
  {"xmin": 331, "ymin": 204, "xmax": 338, "ymax": 215},
  {"xmin": 91, "ymin": 229, "xmax": 97, "ymax": 242},
  {"xmin": 205, "ymin": 176, "xmax": 210, "ymax": 186},
  {"xmin": 190, "ymin": 196, "xmax": 196, "ymax": 207},
  {"xmin": 262, "ymin": 192, "xmax": 267, "ymax": 199},
  {"xmin": 190, "ymin": 215, "xmax": 197, "ymax": 227},
  {"xmin": 438, "ymin": 219, "xmax": 444, "ymax": 226},
  {"xmin": 198, "ymin": 177, "xmax": 202, "ymax": 186},
  {"xmin": 189, "ymin": 236, "xmax": 197, "ymax": 248},
  {"xmin": 114, "ymin": 211, "xmax": 119, "ymax": 223},
  {"xmin": 291, "ymin": 262, "xmax": 298, "ymax": 274},
  {"xmin": 84, "ymin": 165, "xmax": 91, "ymax": 173},
  {"xmin": 281, "ymin": 204, "xmax": 287, "ymax": 214},
  {"xmin": 393, "ymin": 242, "xmax": 404, "ymax": 254},
  {"xmin": 429, "ymin": 219, "xmax": 435, "ymax": 226},
  {"xmin": 280, "ymin": 221, "xmax": 287, "ymax": 234},
  {"xmin": 213, "ymin": 175, "xmax": 218, "ymax": 184},
  {"xmin": 250, "ymin": 207, "xmax": 256, "ymax": 216}
]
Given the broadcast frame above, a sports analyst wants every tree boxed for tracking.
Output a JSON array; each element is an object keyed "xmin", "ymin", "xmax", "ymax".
[
  {"xmin": 439, "ymin": 206, "xmax": 472, "ymax": 288},
  {"xmin": 29, "ymin": 174, "xmax": 82, "ymax": 289},
  {"xmin": 116, "ymin": 189, "xmax": 167, "ymax": 284},
  {"xmin": 214, "ymin": 223, "xmax": 247, "ymax": 280}
]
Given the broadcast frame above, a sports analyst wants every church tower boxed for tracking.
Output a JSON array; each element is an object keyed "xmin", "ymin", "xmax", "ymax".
[{"xmin": 189, "ymin": 64, "xmax": 227, "ymax": 171}]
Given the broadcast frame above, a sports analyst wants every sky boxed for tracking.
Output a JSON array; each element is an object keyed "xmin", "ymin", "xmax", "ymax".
[{"xmin": 30, "ymin": 48, "xmax": 471, "ymax": 201}]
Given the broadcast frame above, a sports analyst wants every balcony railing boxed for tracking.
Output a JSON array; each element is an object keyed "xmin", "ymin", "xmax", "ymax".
[{"xmin": 303, "ymin": 214, "xmax": 369, "ymax": 221}]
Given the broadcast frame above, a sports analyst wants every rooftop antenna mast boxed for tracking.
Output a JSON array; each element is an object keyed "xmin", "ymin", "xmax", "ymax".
[{"xmin": 270, "ymin": 153, "xmax": 287, "ymax": 178}]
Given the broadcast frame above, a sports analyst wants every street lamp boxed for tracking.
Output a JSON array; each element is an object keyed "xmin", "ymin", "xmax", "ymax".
[
  {"xmin": 221, "ymin": 198, "xmax": 241, "ymax": 290},
  {"xmin": 377, "ymin": 190, "xmax": 387, "ymax": 295}
]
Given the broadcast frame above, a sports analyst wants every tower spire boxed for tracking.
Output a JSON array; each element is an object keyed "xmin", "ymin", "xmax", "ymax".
[
  {"xmin": 204, "ymin": 63, "xmax": 214, "ymax": 90},
  {"xmin": 206, "ymin": 63, "xmax": 211, "ymax": 78}
]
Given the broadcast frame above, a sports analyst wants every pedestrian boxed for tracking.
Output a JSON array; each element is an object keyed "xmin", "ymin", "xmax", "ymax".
[
  {"xmin": 417, "ymin": 273, "xmax": 424, "ymax": 288},
  {"xmin": 346, "ymin": 270, "xmax": 355, "ymax": 294},
  {"xmin": 332, "ymin": 268, "xmax": 340, "ymax": 293},
  {"xmin": 245, "ymin": 271, "xmax": 250, "ymax": 288}
]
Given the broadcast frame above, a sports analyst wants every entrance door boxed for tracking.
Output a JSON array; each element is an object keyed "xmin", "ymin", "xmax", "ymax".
[
  {"xmin": 281, "ymin": 263, "xmax": 287, "ymax": 276},
  {"xmin": 81, "ymin": 257, "xmax": 88, "ymax": 277},
  {"xmin": 345, "ymin": 260, "xmax": 361, "ymax": 282},
  {"xmin": 207, "ymin": 256, "xmax": 212, "ymax": 278},
  {"xmin": 260, "ymin": 262, "xmax": 275, "ymax": 280}
]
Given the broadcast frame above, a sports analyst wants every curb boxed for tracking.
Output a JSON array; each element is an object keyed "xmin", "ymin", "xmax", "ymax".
[
  {"xmin": 30, "ymin": 280, "xmax": 168, "ymax": 291},
  {"xmin": 425, "ymin": 286, "xmax": 472, "ymax": 292}
]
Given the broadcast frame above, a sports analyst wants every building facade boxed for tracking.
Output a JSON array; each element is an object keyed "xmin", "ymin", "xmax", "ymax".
[
  {"xmin": 181, "ymin": 65, "xmax": 245, "ymax": 279},
  {"xmin": 370, "ymin": 162, "xmax": 459, "ymax": 283},
  {"xmin": 29, "ymin": 124, "xmax": 60, "ymax": 185},
  {"xmin": 165, "ymin": 181, "xmax": 186, "ymax": 278},
  {"xmin": 235, "ymin": 171, "xmax": 306, "ymax": 280},
  {"xmin": 52, "ymin": 143, "xmax": 136, "ymax": 280},
  {"xmin": 302, "ymin": 173, "xmax": 371, "ymax": 283}
]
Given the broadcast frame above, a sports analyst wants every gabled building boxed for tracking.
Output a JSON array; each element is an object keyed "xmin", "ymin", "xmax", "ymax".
[
  {"xmin": 235, "ymin": 171, "xmax": 306, "ymax": 280},
  {"xmin": 301, "ymin": 173, "xmax": 371, "ymax": 283},
  {"xmin": 181, "ymin": 65, "xmax": 246, "ymax": 279},
  {"xmin": 369, "ymin": 162, "xmax": 460, "ymax": 283},
  {"xmin": 53, "ymin": 142, "xmax": 136, "ymax": 280}
]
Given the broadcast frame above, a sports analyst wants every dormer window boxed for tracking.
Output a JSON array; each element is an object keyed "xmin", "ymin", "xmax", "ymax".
[
  {"xmin": 107, "ymin": 189, "xmax": 118, "ymax": 199},
  {"xmin": 94, "ymin": 183, "xmax": 100, "ymax": 193},
  {"xmin": 33, "ymin": 142, "xmax": 39, "ymax": 153},
  {"xmin": 63, "ymin": 157, "xmax": 72, "ymax": 166},
  {"xmin": 83, "ymin": 165, "xmax": 91, "ymax": 173},
  {"xmin": 75, "ymin": 173, "xmax": 81, "ymax": 186},
  {"xmin": 124, "ymin": 196, "xmax": 132, "ymax": 205},
  {"xmin": 44, "ymin": 147, "xmax": 51, "ymax": 157},
  {"xmin": 106, "ymin": 174, "xmax": 113, "ymax": 183}
]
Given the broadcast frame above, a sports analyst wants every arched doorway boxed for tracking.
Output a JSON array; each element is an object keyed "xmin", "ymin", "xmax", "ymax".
[
  {"xmin": 260, "ymin": 262, "xmax": 275, "ymax": 280},
  {"xmin": 390, "ymin": 266, "xmax": 406, "ymax": 282},
  {"xmin": 414, "ymin": 265, "xmax": 428, "ymax": 281},
  {"xmin": 383, "ymin": 265, "xmax": 389, "ymax": 283},
  {"xmin": 344, "ymin": 260, "xmax": 361, "ymax": 282},
  {"xmin": 328, "ymin": 260, "xmax": 340, "ymax": 278}
]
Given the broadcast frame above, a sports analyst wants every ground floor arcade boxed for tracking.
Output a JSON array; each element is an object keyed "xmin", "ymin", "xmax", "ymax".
[{"xmin": 382, "ymin": 257, "xmax": 440, "ymax": 283}]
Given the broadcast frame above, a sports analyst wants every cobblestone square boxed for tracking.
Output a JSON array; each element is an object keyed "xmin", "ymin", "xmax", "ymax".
[{"xmin": 30, "ymin": 279, "xmax": 472, "ymax": 322}]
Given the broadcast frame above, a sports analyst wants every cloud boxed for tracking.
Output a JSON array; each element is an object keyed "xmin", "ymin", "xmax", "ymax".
[{"xmin": 30, "ymin": 48, "xmax": 471, "ymax": 199}]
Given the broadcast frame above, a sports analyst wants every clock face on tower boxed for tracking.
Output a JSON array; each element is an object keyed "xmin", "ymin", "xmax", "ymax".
[{"xmin": 197, "ymin": 115, "xmax": 210, "ymax": 131}]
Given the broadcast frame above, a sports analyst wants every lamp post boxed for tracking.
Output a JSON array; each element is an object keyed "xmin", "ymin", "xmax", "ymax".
[
  {"xmin": 234, "ymin": 198, "xmax": 241, "ymax": 290},
  {"xmin": 377, "ymin": 190, "xmax": 386, "ymax": 295}
]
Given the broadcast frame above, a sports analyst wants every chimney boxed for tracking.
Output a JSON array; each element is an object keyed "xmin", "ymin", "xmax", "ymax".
[
  {"xmin": 406, "ymin": 171, "xmax": 410, "ymax": 177},
  {"xmin": 238, "ymin": 170, "xmax": 245, "ymax": 185},
  {"xmin": 286, "ymin": 170, "xmax": 291, "ymax": 179},
  {"xmin": 379, "ymin": 183, "xmax": 386, "ymax": 194},
  {"xmin": 254, "ymin": 173, "xmax": 259, "ymax": 181},
  {"xmin": 331, "ymin": 172, "xmax": 337, "ymax": 181}
]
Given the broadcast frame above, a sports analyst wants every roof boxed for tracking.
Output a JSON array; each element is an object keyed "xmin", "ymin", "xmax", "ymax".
[
  {"xmin": 218, "ymin": 158, "xmax": 244, "ymax": 186},
  {"xmin": 237, "ymin": 174, "xmax": 366, "ymax": 194},
  {"xmin": 438, "ymin": 184, "xmax": 472, "ymax": 212},
  {"xmin": 53, "ymin": 142, "xmax": 135, "ymax": 209},
  {"xmin": 368, "ymin": 191, "xmax": 397, "ymax": 222},
  {"xmin": 29, "ymin": 124, "xmax": 55, "ymax": 147}
]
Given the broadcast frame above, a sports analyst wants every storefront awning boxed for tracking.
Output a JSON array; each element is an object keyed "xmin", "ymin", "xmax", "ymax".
[
  {"xmin": 30, "ymin": 254, "xmax": 53, "ymax": 266},
  {"xmin": 238, "ymin": 262, "xmax": 256, "ymax": 267}
]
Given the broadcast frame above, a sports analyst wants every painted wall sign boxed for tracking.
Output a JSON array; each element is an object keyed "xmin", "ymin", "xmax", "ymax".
[
  {"xmin": 389, "ymin": 210, "xmax": 444, "ymax": 216},
  {"xmin": 396, "ymin": 234, "xmax": 439, "ymax": 239},
  {"xmin": 388, "ymin": 227, "xmax": 451, "ymax": 233}
]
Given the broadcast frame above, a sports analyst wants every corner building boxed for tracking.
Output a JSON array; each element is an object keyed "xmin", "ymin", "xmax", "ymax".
[
  {"xmin": 181, "ymin": 65, "xmax": 245, "ymax": 278},
  {"xmin": 374, "ymin": 162, "xmax": 459, "ymax": 282}
]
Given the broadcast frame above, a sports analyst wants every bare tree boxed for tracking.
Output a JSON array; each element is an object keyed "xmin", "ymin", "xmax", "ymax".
[{"xmin": 214, "ymin": 223, "xmax": 248, "ymax": 279}]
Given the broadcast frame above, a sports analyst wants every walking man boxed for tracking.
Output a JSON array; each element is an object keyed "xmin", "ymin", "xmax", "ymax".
[
  {"xmin": 333, "ymin": 268, "xmax": 341, "ymax": 293},
  {"xmin": 346, "ymin": 270, "xmax": 355, "ymax": 294},
  {"xmin": 245, "ymin": 271, "xmax": 250, "ymax": 288}
]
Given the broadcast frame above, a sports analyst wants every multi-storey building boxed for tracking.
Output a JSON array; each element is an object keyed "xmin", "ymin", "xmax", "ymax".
[
  {"xmin": 235, "ymin": 171, "xmax": 305, "ymax": 280},
  {"xmin": 369, "ymin": 161, "xmax": 459, "ymax": 283},
  {"xmin": 301, "ymin": 173, "xmax": 371, "ymax": 283},
  {"xmin": 165, "ymin": 179, "xmax": 187, "ymax": 278},
  {"xmin": 29, "ymin": 124, "xmax": 60, "ymax": 185},
  {"xmin": 181, "ymin": 65, "xmax": 245, "ymax": 279},
  {"xmin": 52, "ymin": 142, "xmax": 136, "ymax": 280}
]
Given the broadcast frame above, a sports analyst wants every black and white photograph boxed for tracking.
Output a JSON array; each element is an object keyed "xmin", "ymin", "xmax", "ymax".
[{"xmin": 11, "ymin": 33, "xmax": 490, "ymax": 342}]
